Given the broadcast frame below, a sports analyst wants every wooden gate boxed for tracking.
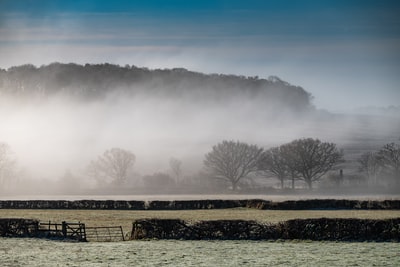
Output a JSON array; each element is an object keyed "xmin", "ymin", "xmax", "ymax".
[
  {"xmin": 85, "ymin": 226, "xmax": 125, "ymax": 242},
  {"xmin": 38, "ymin": 221, "xmax": 87, "ymax": 241}
]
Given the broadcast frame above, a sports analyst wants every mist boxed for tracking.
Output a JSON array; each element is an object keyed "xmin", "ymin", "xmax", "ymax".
[{"xmin": 0, "ymin": 63, "xmax": 399, "ymax": 196}]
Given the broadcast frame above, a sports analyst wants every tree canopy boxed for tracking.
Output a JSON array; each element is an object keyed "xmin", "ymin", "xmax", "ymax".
[
  {"xmin": 286, "ymin": 138, "xmax": 343, "ymax": 189},
  {"xmin": 87, "ymin": 147, "xmax": 136, "ymax": 186},
  {"xmin": 378, "ymin": 143, "xmax": 400, "ymax": 186},
  {"xmin": 204, "ymin": 140, "xmax": 264, "ymax": 190},
  {"xmin": 258, "ymin": 146, "xmax": 291, "ymax": 189},
  {"xmin": 358, "ymin": 151, "xmax": 381, "ymax": 185}
]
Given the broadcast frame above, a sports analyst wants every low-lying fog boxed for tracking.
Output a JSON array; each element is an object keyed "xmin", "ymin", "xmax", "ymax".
[
  {"xmin": 1, "ymin": 93, "xmax": 314, "ymax": 178},
  {"xmin": 0, "ymin": 64, "xmax": 399, "ymax": 196}
]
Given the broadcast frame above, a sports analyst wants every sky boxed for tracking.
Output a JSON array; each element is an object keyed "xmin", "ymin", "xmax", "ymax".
[{"xmin": 0, "ymin": 0, "xmax": 399, "ymax": 111}]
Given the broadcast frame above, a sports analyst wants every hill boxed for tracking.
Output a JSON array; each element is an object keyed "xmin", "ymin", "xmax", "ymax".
[{"xmin": 0, "ymin": 63, "xmax": 313, "ymax": 114}]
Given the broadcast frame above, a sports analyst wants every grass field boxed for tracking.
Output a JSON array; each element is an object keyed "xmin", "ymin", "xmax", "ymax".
[
  {"xmin": 1, "ymin": 209, "xmax": 400, "ymax": 266},
  {"xmin": 1, "ymin": 238, "xmax": 400, "ymax": 266},
  {"xmin": 2, "ymin": 208, "xmax": 400, "ymax": 235}
]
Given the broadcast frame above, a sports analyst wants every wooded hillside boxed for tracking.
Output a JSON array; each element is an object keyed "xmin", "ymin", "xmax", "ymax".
[{"xmin": 0, "ymin": 63, "xmax": 313, "ymax": 113}]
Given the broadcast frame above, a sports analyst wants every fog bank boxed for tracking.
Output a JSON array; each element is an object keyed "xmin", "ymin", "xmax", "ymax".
[{"xmin": 0, "ymin": 63, "xmax": 399, "ymax": 194}]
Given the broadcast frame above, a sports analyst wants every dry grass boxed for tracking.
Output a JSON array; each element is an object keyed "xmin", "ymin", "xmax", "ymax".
[{"xmin": 2, "ymin": 208, "xmax": 400, "ymax": 234}]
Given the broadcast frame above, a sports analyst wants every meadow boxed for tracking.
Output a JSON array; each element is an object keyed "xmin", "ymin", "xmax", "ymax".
[{"xmin": 1, "ymin": 238, "xmax": 399, "ymax": 266}]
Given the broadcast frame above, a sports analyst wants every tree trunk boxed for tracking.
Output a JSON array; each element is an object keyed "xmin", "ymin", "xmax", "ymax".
[
  {"xmin": 306, "ymin": 179, "xmax": 312, "ymax": 189},
  {"xmin": 232, "ymin": 181, "xmax": 238, "ymax": 191},
  {"xmin": 291, "ymin": 176, "xmax": 295, "ymax": 189},
  {"xmin": 280, "ymin": 178, "xmax": 284, "ymax": 189}
]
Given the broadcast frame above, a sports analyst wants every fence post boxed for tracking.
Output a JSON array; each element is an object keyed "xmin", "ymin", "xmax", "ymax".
[
  {"xmin": 81, "ymin": 223, "xmax": 87, "ymax": 241},
  {"xmin": 62, "ymin": 221, "xmax": 67, "ymax": 238},
  {"xmin": 120, "ymin": 226, "xmax": 125, "ymax": 241}
]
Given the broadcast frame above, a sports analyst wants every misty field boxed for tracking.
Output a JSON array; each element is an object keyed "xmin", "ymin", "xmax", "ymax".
[
  {"xmin": 2, "ymin": 208, "xmax": 400, "ymax": 235},
  {"xmin": 1, "ymin": 238, "xmax": 399, "ymax": 266}
]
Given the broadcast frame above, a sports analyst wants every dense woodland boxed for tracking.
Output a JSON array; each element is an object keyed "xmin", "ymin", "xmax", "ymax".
[{"xmin": 0, "ymin": 63, "xmax": 313, "ymax": 113}]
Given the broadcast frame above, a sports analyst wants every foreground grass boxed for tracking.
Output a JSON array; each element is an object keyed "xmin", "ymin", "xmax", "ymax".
[
  {"xmin": 2, "ymin": 238, "xmax": 400, "ymax": 266},
  {"xmin": 2, "ymin": 208, "xmax": 400, "ymax": 235}
]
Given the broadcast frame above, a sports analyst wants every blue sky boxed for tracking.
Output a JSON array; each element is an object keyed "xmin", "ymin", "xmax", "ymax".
[{"xmin": 0, "ymin": 0, "xmax": 399, "ymax": 111}]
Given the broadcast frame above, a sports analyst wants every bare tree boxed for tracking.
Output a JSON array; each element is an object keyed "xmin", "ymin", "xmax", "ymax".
[
  {"xmin": 169, "ymin": 157, "xmax": 182, "ymax": 183},
  {"xmin": 279, "ymin": 143, "xmax": 301, "ymax": 189},
  {"xmin": 0, "ymin": 143, "xmax": 16, "ymax": 190},
  {"xmin": 286, "ymin": 138, "xmax": 343, "ymax": 189},
  {"xmin": 258, "ymin": 146, "xmax": 290, "ymax": 189},
  {"xmin": 378, "ymin": 143, "xmax": 400, "ymax": 186},
  {"xmin": 204, "ymin": 140, "xmax": 264, "ymax": 191},
  {"xmin": 88, "ymin": 148, "xmax": 136, "ymax": 186},
  {"xmin": 358, "ymin": 151, "xmax": 382, "ymax": 185}
]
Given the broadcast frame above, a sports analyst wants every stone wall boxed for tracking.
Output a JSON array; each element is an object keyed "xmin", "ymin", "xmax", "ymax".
[
  {"xmin": 0, "ymin": 199, "xmax": 400, "ymax": 210},
  {"xmin": 0, "ymin": 218, "xmax": 39, "ymax": 237},
  {"xmin": 0, "ymin": 200, "xmax": 146, "ymax": 209},
  {"xmin": 279, "ymin": 218, "xmax": 400, "ymax": 241},
  {"xmin": 131, "ymin": 218, "xmax": 400, "ymax": 241}
]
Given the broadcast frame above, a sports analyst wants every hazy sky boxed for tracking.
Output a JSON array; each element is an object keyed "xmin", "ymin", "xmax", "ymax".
[{"xmin": 0, "ymin": 0, "xmax": 399, "ymax": 111}]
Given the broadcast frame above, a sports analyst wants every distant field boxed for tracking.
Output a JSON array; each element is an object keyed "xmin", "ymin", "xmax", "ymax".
[{"xmin": 2, "ymin": 209, "xmax": 400, "ymax": 235}]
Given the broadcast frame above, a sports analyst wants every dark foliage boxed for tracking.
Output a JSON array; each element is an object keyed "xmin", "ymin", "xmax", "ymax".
[{"xmin": 0, "ymin": 63, "xmax": 313, "ymax": 112}]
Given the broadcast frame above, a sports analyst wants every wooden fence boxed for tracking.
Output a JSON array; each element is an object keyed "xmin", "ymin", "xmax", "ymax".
[{"xmin": 1, "ymin": 218, "xmax": 125, "ymax": 242}]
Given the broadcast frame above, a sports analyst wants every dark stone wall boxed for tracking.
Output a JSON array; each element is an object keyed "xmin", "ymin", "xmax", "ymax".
[
  {"xmin": 279, "ymin": 218, "xmax": 400, "ymax": 241},
  {"xmin": 131, "ymin": 218, "xmax": 400, "ymax": 241},
  {"xmin": 147, "ymin": 199, "xmax": 250, "ymax": 210},
  {"xmin": 0, "ymin": 218, "xmax": 39, "ymax": 237},
  {"xmin": 0, "ymin": 200, "xmax": 145, "ymax": 209},
  {"xmin": 0, "ymin": 199, "xmax": 400, "ymax": 210}
]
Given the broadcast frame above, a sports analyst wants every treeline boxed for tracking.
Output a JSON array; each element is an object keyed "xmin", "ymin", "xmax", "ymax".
[
  {"xmin": 204, "ymin": 139, "xmax": 399, "ymax": 191},
  {"xmin": 86, "ymin": 139, "xmax": 398, "ymax": 192},
  {"xmin": 1, "ymin": 139, "xmax": 399, "ymax": 193},
  {"xmin": 204, "ymin": 139, "xmax": 344, "ymax": 190},
  {"xmin": 0, "ymin": 63, "xmax": 312, "ymax": 112}
]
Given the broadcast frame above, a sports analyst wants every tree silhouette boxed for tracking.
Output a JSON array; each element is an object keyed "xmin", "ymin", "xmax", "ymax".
[
  {"xmin": 285, "ymin": 138, "xmax": 343, "ymax": 189},
  {"xmin": 378, "ymin": 143, "xmax": 400, "ymax": 186},
  {"xmin": 258, "ymin": 146, "xmax": 290, "ymax": 189},
  {"xmin": 358, "ymin": 151, "xmax": 382, "ymax": 185},
  {"xmin": 88, "ymin": 147, "xmax": 135, "ymax": 186},
  {"xmin": 204, "ymin": 140, "xmax": 264, "ymax": 191}
]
